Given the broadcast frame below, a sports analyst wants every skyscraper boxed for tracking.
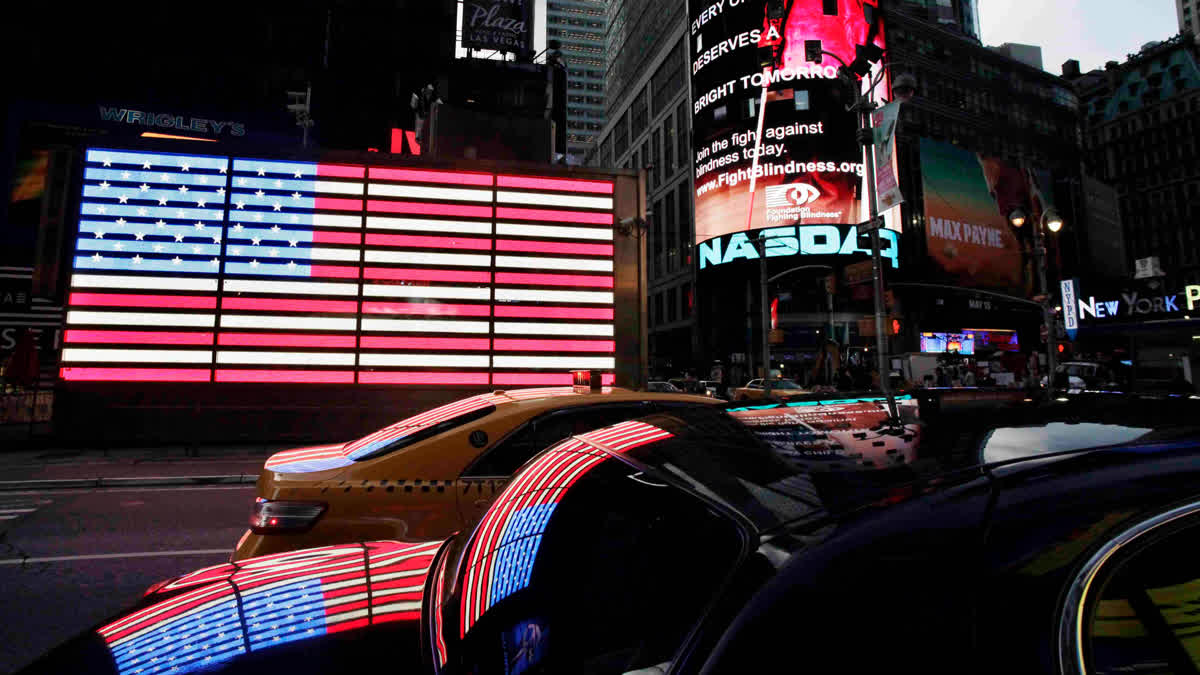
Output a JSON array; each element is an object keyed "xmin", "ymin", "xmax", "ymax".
[{"xmin": 546, "ymin": 0, "xmax": 607, "ymax": 163}]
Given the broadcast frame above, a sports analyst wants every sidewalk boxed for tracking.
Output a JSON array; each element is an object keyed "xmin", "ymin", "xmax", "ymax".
[{"xmin": 0, "ymin": 444, "xmax": 292, "ymax": 490}]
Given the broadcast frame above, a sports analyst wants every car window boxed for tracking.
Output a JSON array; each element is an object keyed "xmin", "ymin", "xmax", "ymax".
[
  {"xmin": 463, "ymin": 404, "xmax": 651, "ymax": 477},
  {"xmin": 456, "ymin": 458, "xmax": 744, "ymax": 674},
  {"xmin": 1082, "ymin": 517, "xmax": 1200, "ymax": 674}
]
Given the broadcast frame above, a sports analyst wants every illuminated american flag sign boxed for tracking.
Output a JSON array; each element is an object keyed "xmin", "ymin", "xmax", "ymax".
[
  {"xmin": 458, "ymin": 420, "xmax": 673, "ymax": 636},
  {"xmin": 60, "ymin": 148, "xmax": 622, "ymax": 386},
  {"xmin": 99, "ymin": 540, "xmax": 439, "ymax": 675}
]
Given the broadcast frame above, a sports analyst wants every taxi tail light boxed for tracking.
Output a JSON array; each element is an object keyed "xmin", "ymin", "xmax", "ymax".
[{"xmin": 250, "ymin": 497, "xmax": 327, "ymax": 534}]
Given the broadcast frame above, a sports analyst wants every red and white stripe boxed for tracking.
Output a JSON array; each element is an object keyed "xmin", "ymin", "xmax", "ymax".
[
  {"xmin": 360, "ymin": 167, "xmax": 495, "ymax": 385},
  {"xmin": 489, "ymin": 174, "xmax": 616, "ymax": 386},
  {"xmin": 62, "ymin": 273, "xmax": 220, "ymax": 382}
]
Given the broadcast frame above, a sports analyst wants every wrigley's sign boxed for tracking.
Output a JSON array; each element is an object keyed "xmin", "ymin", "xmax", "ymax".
[{"xmin": 99, "ymin": 106, "xmax": 246, "ymax": 137}]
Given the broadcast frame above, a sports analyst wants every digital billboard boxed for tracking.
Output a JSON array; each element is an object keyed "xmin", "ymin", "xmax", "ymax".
[
  {"xmin": 60, "ymin": 148, "xmax": 618, "ymax": 386},
  {"xmin": 687, "ymin": 0, "xmax": 886, "ymax": 244},
  {"xmin": 920, "ymin": 137, "xmax": 1056, "ymax": 295}
]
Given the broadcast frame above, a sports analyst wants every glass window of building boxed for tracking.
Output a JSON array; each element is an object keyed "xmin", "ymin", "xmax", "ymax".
[{"xmin": 664, "ymin": 115, "xmax": 675, "ymax": 174}]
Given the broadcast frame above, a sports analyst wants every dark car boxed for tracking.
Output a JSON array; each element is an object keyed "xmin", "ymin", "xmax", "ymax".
[{"xmin": 22, "ymin": 391, "xmax": 1200, "ymax": 674}]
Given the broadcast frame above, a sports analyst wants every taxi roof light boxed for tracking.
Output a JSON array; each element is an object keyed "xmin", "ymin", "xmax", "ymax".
[{"xmin": 572, "ymin": 369, "xmax": 603, "ymax": 394}]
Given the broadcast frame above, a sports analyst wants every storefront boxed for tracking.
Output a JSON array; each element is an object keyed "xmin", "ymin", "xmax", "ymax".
[{"xmin": 1065, "ymin": 279, "xmax": 1200, "ymax": 391}]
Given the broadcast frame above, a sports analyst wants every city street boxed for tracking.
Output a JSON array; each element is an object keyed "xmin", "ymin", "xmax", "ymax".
[{"xmin": 0, "ymin": 484, "xmax": 254, "ymax": 673}]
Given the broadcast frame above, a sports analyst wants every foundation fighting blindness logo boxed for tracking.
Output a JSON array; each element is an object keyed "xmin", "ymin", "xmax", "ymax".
[{"xmin": 766, "ymin": 183, "xmax": 820, "ymax": 208}]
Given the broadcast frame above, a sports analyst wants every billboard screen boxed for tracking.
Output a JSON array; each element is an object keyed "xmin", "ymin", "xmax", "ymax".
[
  {"xmin": 687, "ymin": 0, "xmax": 886, "ymax": 245},
  {"xmin": 919, "ymin": 332, "xmax": 975, "ymax": 355},
  {"xmin": 920, "ymin": 137, "xmax": 1055, "ymax": 295},
  {"xmin": 60, "ymin": 147, "xmax": 618, "ymax": 386},
  {"xmin": 461, "ymin": 0, "xmax": 534, "ymax": 55}
]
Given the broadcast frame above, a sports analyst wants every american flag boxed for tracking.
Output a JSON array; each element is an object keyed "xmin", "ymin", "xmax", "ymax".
[
  {"xmin": 458, "ymin": 421, "xmax": 673, "ymax": 636},
  {"xmin": 359, "ymin": 167, "xmax": 495, "ymax": 385},
  {"xmin": 99, "ymin": 540, "xmax": 439, "ymax": 675},
  {"xmin": 60, "ymin": 147, "xmax": 621, "ymax": 385},
  {"xmin": 61, "ymin": 149, "xmax": 229, "ymax": 382},
  {"xmin": 491, "ymin": 174, "xmax": 617, "ymax": 387},
  {"xmin": 216, "ymin": 158, "xmax": 365, "ymax": 384}
]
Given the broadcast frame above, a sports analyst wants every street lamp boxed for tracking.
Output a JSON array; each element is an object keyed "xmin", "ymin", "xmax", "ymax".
[
  {"xmin": 802, "ymin": 40, "xmax": 898, "ymax": 419},
  {"xmin": 1009, "ymin": 207, "xmax": 1065, "ymax": 389}
]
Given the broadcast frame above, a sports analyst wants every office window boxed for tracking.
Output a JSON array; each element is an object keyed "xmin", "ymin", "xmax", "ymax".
[
  {"xmin": 652, "ymin": 129, "xmax": 662, "ymax": 187},
  {"xmin": 677, "ymin": 102, "xmax": 689, "ymax": 168},
  {"xmin": 664, "ymin": 115, "xmax": 676, "ymax": 173}
]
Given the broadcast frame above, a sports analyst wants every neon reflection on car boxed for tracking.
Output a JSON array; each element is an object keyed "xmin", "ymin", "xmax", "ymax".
[{"xmin": 458, "ymin": 421, "xmax": 674, "ymax": 638}]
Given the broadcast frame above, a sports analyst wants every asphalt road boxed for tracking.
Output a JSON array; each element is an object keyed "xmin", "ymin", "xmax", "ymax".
[{"xmin": 0, "ymin": 485, "xmax": 255, "ymax": 674}]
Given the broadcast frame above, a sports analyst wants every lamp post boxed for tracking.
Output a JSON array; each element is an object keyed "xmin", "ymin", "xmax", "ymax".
[
  {"xmin": 800, "ymin": 41, "xmax": 907, "ymax": 419},
  {"xmin": 1009, "ymin": 207, "xmax": 1064, "ymax": 388}
]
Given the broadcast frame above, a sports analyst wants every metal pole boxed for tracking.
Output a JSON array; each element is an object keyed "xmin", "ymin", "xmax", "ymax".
[
  {"xmin": 861, "ymin": 105, "xmax": 898, "ymax": 418},
  {"xmin": 760, "ymin": 238, "xmax": 770, "ymax": 383},
  {"xmin": 1034, "ymin": 222, "xmax": 1058, "ymax": 388}
]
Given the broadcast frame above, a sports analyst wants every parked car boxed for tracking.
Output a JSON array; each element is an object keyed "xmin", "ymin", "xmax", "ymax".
[
  {"xmin": 234, "ymin": 382, "xmax": 716, "ymax": 561},
  {"xmin": 646, "ymin": 381, "xmax": 681, "ymax": 393},
  {"xmin": 729, "ymin": 377, "xmax": 808, "ymax": 401},
  {"xmin": 25, "ymin": 391, "xmax": 1200, "ymax": 674}
]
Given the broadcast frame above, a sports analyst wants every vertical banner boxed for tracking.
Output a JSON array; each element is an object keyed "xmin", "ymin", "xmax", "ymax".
[
  {"xmin": 1060, "ymin": 278, "xmax": 1078, "ymax": 341},
  {"xmin": 871, "ymin": 100, "xmax": 903, "ymax": 211},
  {"xmin": 687, "ymin": 0, "xmax": 886, "ymax": 245},
  {"xmin": 461, "ymin": 0, "xmax": 534, "ymax": 55}
]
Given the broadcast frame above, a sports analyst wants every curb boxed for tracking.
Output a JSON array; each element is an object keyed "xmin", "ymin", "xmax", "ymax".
[{"xmin": 0, "ymin": 474, "xmax": 260, "ymax": 491}]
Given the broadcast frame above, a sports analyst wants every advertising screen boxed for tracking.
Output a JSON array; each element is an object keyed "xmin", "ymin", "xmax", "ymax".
[
  {"xmin": 60, "ymin": 147, "xmax": 618, "ymax": 386},
  {"xmin": 919, "ymin": 332, "xmax": 975, "ymax": 355},
  {"xmin": 920, "ymin": 138, "xmax": 1056, "ymax": 295},
  {"xmin": 687, "ymin": 0, "xmax": 886, "ymax": 245},
  {"xmin": 460, "ymin": 0, "xmax": 534, "ymax": 55}
]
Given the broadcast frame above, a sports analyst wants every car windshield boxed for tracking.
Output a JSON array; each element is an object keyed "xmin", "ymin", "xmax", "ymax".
[
  {"xmin": 767, "ymin": 379, "xmax": 802, "ymax": 389},
  {"xmin": 619, "ymin": 407, "xmax": 825, "ymax": 530}
]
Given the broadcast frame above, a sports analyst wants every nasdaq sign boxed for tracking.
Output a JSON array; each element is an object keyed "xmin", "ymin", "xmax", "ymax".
[{"xmin": 698, "ymin": 224, "xmax": 899, "ymax": 270}]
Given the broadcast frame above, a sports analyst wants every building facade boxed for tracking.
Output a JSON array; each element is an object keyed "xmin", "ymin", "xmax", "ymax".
[
  {"xmin": 1071, "ymin": 34, "xmax": 1200, "ymax": 289},
  {"xmin": 1178, "ymin": 0, "xmax": 1199, "ymax": 40},
  {"xmin": 589, "ymin": 8, "xmax": 693, "ymax": 377},
  {"xmin": 590, "ymin": 0, "xmax": 1087, "ymax": 384},
  {"xmin": 547, "ymin": 0, "xmax": 608, "ymax": 163}
]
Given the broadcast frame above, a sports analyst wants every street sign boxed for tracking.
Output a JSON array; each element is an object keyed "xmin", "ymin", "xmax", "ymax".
[
  {"xmin": 857, "ymin": 216, "xmax": 885, "ymax": 236},
  {"xmin": 1060, "ymin": 279, "xmax": 1079, "ymax": 341}
]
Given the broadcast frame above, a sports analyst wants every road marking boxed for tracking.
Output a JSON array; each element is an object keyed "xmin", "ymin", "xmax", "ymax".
[
  {"xmin": 0, "ymin": 485, "xmax": 255, "ymax": 496},
  {"xmin": 0, "ymin": 549, "xmax": 231, "ymax": 565},
  {"xmin": 0, "ymin": 508, "xmax": 36, "ymax": 514}
]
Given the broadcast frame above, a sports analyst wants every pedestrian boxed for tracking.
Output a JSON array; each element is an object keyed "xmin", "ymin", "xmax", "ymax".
[
  {"xmin": 962, "ymin": 367, "xmax": 977, "ymax": 387},
  {"xmin": 935, "ymin": 367, "xmax": 949, "ymax": 387},
  {"xmin": 837, "ymin": 368, "xmax": 854, "ymax": 391}
]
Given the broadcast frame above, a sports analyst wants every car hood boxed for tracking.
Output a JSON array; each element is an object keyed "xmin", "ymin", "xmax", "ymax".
[{"xmin": 19, "ymin": 540, "xmax": 444, "ymax": 674}]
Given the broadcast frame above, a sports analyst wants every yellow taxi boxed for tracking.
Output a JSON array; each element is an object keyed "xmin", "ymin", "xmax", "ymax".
[
  {"xmin": 233, "ymin": 376, "xmax": 716, "ymax": 560},
  {"xmin": 730, "ymin": 377, "xmax": 809, "ymax": 401}
]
